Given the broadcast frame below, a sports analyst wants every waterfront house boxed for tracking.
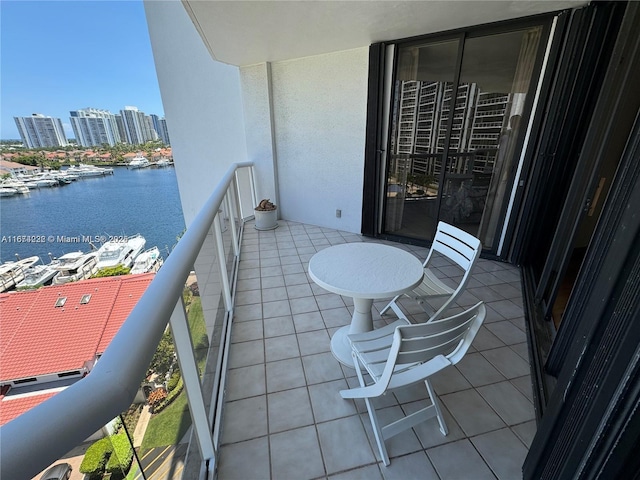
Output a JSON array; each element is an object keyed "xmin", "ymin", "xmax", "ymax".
[
  {"xmin": 3, "ymin": 1, "xmax": 639, "ymax": 479},
  {"xmin": 0, "ymin": 158, "xmax": 38, "ymax": 177}
]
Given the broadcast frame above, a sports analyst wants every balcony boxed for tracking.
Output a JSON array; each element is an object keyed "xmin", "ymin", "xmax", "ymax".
[
  {"xmin": 2, "ymin": 163, "xmax": 533, "ymax": 480},
  {"xmin": 216, "ymin": 220, "xmax": 534, "ymax": 479}
]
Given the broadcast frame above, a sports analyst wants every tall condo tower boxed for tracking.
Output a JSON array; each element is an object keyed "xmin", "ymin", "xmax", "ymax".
[
  {"xmin": 69, "ymin": 108, "xmax": 122, "ymax": 147},
  {"xmin": 120, "ymin": 106, "xmax": 158, "ymax": 145},
  {"xmin": 14, "ymin": 114, "xmax": 68, "ymax": 148},
  {"xmin": 150, "ymin": 114, "xmax": 170, "ymax": 145}
]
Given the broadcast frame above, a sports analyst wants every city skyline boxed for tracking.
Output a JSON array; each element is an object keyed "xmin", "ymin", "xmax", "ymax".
[{"xmin": 1, "ymin": 1, "xmax": 164, "ymax": 140}]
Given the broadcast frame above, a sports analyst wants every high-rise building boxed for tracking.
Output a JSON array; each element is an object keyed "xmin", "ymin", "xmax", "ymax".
[
  {"xmin": 69, "ymin": 108, "xmax": 121, "ymax": 147},
  {"xmin": 14, "ymin": 114, "xmax": 68, "ymax": 148},
  {"xmin": 115, "ymin": 115, "xmax": 127, "ymax": 143},
  {"xmin": 120, "ymin": 106, "xmax": 158, "ymax": 145},
  {"xmin": 144, "ymin": 116, "xmax": 159, "ymax": 142},
  {"xmin": 120, "ymin": 107, "xmax": 144, "ymax": 145},
  {"xmin": 392, "ymin": 81, "xmax": 513, "ymax": 178},
  {"xmin": 150, "ymin": 114, "xmax": 170, "ymax": 145}
]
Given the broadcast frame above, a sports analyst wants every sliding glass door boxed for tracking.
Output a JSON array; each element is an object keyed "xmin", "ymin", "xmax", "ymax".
[{"xmin": 383, "ymin": 24, "xmax": 545, "ymax": 251}]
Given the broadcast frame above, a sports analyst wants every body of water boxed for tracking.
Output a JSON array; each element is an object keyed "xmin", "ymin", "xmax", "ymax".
[{"xmin": 0, "ymin": 166, "xmax": 186, "ymax": 264}]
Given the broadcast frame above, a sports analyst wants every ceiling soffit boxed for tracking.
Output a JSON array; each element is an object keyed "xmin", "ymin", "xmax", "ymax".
[{"xmin": 181, "ymin": 1, "xmax": 587, "ymax": 66}]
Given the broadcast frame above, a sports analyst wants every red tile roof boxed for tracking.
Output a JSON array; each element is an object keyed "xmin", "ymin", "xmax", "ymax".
[
  {"xmin": 0, "ymin": 390, "xmax": 58, "ymax": 426},
  {"xmin": 0, "ymin": 274, "xmax": 154, "ymax": 382}
]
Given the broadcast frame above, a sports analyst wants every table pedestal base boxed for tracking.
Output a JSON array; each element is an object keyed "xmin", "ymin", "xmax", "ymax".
[
  {"xmin": 330, "ymin": 325, "xmax": 355, "ymax": 366},
  {"xmin": 330, "ymin": 298, "xmax": 374, "ymax": 367}
]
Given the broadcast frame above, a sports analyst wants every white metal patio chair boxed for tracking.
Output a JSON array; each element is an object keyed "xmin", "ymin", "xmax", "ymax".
[
  {"xmin": 340, "ymin": 301, "xmax": 486, "ymax": 465},
  {"xmin": 380, "ymin": 221, "xmax": 482, "ymax": 322}
]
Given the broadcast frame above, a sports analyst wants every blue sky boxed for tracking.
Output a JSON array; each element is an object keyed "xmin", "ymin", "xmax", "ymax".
[{"xmin": 1, "ymin": 0, "xmax": 164, "ymax": 140}]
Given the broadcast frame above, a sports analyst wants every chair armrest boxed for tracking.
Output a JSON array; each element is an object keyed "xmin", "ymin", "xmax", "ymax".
[
  {"xmin": 347, "ymin": 319, "xmax": 408, "ymax": 343},
  {"xmin": 339, "ymin": 383, "xmax": 388, "ymax": 399}
]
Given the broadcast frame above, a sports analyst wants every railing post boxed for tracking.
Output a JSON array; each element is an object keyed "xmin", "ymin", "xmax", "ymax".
[
  {"xmin": 248, "ymin": 165, "xmax": 258, "ymax": 212},
  {"xmin": 214, "ymin": 213, "xmax": 233, "ymax": 312},
  {"xmin": 169, "ymin": 297, "xmax": 216, "ymax": 465},
  {"xmin": 225, "ymin": 189, "xmax": 239, "ymax": 258}
]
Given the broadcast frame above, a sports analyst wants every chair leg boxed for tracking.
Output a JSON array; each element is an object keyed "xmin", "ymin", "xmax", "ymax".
[
  {"xmin": 416, "ymin": 298, "xmax": 438, "ymax": 317},
  {"xmin": 380, "ymin": 295, "xmax": 400, "ymax": 315},
  {"xmin": 364, "ymin": 397, "xmax": 391, "ymax": 466},
  {"xmin": 380, "ymin": 298, "xmax": 409, "ymax": 322},
  {"xmin": 424, "ymin": 378, "xmax": 448, "ymax": 436},
  {"xmin": 353, "ymin": 354, "xmax": 391, "ymax": 466}
]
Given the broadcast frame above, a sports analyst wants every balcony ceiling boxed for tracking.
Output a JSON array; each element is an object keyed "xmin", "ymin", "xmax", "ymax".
[{"xmin": 182, "ymin": 0, "xmax": 587, "ymax": 66}]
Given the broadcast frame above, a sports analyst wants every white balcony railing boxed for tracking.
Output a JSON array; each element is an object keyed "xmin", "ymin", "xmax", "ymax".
[{"xmin": 0, "ymin": 162, "xmax": 257, "ymax": 480}]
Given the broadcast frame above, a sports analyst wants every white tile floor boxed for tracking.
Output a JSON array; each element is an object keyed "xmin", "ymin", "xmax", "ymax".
[{"xmin": 217, "ymin": 221, "xmax": 535, "ymax": 480}]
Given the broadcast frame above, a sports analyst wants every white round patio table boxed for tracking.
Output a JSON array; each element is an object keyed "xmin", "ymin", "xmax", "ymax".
[{"xmin": 308, "ymin": 242, "xmax": 424, "ymax": 366}]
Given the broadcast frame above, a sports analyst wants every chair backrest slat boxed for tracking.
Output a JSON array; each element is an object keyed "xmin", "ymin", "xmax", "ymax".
[
  {"xmin": 351, "ymin": 302, "xmax": 486, "ymax": 397},
  {"xmin": 395, "ymin": 313, "xmax": 474, "ymax": 363},
  {"xmin": 430, "ymin": 223, "xmax": 481, "ymax": 270},
  {"xmin": 397, "ymin": 336, "xmax": 465, "ymax": 364},
  {"xmin": 390, "ymin": 302, "xmax": 485, "ymax": 370}
]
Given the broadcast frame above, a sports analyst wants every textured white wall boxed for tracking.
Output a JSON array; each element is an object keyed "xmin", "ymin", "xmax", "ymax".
[
  {"xmin": 144, "ymin": 0, "xmax": 247, "ymax": 226},
  {"xmin": 270, "ymin": 48, "xmax": 369, "ymax": 233},
  {"xmin": 239, "ymin": 63, "xmax": 278, "ymax": 208},
  {"xmin": 147, "ymin": 2, "xmax": 369, "ymax": 233},
  {"xmin": 144, "ymin": 1, "xmax": 248, "ymax": 342}
]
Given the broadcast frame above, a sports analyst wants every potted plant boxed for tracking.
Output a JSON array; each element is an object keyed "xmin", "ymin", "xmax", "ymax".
[{"xmin": 254, "ymin": 198, "xmax": 278, "ymax": 230}]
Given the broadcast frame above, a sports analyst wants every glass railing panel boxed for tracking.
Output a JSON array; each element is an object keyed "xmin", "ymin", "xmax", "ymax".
[
  {"xmin": 1, "ymin": 163, "xmax": 255, "ymax": 480},
  {"xmin": 30, "ymin": 348, "xmax": 192, "ymax": 480}
]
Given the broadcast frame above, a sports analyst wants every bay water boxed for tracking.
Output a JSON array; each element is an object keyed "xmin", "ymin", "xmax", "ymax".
[{"xmin": 0, "ymin": 167, "xmax": 186, "ymax": 264}]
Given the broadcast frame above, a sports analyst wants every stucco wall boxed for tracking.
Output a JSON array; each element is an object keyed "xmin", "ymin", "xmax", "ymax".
[
  {"xmin": 144, "ymin": 0, "xmax": 248, "ymax": 226},
  {"xmin": 270, "ymin": 48, "xmax": 369, "ymax": 233},
  {"xmin": 240, "ymin": 63, "xmax": 278, "ymax": 207},
  {"xmin": 144, "ymin": 0, "xmax": 244, "ymax": 367},
  {"xmin": 146, "ymin": 1, "xmax": 369, "ymax": 234}
]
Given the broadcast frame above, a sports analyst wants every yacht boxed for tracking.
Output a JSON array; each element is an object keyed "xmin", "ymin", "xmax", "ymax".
[
  {"xmin": 130, "ymin": 246, "xmax": 164, "ymax": 274},
  {"xmin": 95, "ymin": 234, "xmax": 146, "ymax": 270},
  {"xmin": 15, "ymin": 262, "xmax": 60, "ymax": 289},
  {"xmin": 128, "ymin": 155, "xmax": 151, "ymax": 169},
  {"xmin": 0, "ymin": 179, "xmax": 30, "ymax": 194},
  {"xmin": 0, "ymin": 256, "xmax": 41, "ymax": 292},
  {"xmin": 28, "ymin": 175, "xmax": 60, "ymax": 188},
  {"xmin": 155, "ymin": 158, "xmax": 172, "ymax": 168},
  {"xmin": 52, "ymin": 251, "xmax": 99, "ymax": 284},
  {"xmin": 0, "ymin": 187, "xmax": 18, "ymax": 197},
  {"xmin": 65, "ymin": 164, "xmax": 113, "ymax": 177}
]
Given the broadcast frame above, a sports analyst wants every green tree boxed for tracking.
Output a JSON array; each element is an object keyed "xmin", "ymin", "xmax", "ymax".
[
  {"xmin": 91, "ymin": 265, "xmax": 131, "ymax": 278},
  {"xmin": 149, "ymin": 330, "xmax": 175, "ymax": 378}
]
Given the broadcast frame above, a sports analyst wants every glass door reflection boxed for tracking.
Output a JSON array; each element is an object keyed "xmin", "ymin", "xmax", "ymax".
[
  {"xmin": 383, "ymin": 26, "xmax": 544, "ymax": 252},
  {"xmin": 385, "ymin": 39, "xmax": 459, "ymax": 243}
]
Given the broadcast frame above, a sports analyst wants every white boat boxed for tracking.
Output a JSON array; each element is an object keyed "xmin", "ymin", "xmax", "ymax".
[
  {"xmin": 130, "ymin": 246, "xmax": 164, "ymax": 274},
  {"xmin": 52, "ymin": 251, "xmax": 99, "ymax": 284},
  {"xmin": 128, "ymin": 155, "xmax": 150, "ymax": 169},
  {"xmin": 155, "ymin": 158, "xmax": 172, "ymax": 167},
  {"xmin": 15, "ymin": 262, "xmax": 60, "ymax": 289},
  {"xmin": 0, "ymin": 179, "xmax": 30, "ymax": 194},
  {"xmin": 29, "ymin": 176, "xmax": 59, "ymax": 188},
  {"xmin": 48, "ymin": 172, "xmax": 74, "ymax": 184},
  {"xmin": 95, "ymin": 234, "xmax": 146, "ymax": 270},
  {"xmin": 0, "ymin": 187, "xmax": 18, "ymax": 197},
  {"xmin": 0, "ymin": 255, "xmax": 41, "ymax": 292},
  {"xmin": 65, "ymin": 164, "xmax": 113, "ymax": 177}
]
